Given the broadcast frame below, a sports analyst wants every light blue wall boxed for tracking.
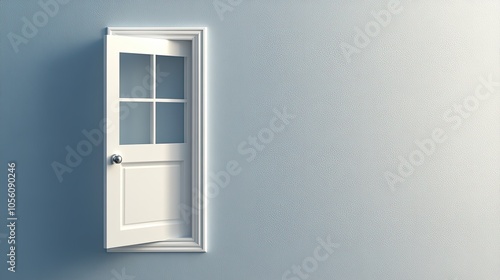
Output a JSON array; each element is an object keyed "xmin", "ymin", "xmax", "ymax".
[{"xmin": 1, "ymin": 0, "xmax": 499, "ymax": 279}]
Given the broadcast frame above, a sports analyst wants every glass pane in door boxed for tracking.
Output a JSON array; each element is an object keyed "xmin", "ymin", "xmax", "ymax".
[
  {"xmin": 156, "ymin": 103, "xmax": 184, "ymax": 143},
  {"xmin": 120, "ymin": 53, "xmax": 153, "ymax": 98},
  {"xmin": 120, "ymin": 102, "xmax": 152, "ymax": 144},
  {"xmin": 156, "ymin": 55, "xmax": 184, "ymax": 99}
]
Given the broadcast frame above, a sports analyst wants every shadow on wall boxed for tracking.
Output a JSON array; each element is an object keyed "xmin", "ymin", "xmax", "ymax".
[{"xmin": 22, "ymin": 30, "xmax": 131, "ymax": 279}]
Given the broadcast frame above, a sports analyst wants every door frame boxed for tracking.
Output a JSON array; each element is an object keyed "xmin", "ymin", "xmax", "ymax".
[{"xmin": 104, "ymin": 27, "xmax": 207, "ymax": 252}]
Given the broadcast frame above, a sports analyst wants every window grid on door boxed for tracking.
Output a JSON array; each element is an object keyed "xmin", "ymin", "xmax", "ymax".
[{"xmin": 119, "ymin": 53, "xmax": 186, "ymax": 145}]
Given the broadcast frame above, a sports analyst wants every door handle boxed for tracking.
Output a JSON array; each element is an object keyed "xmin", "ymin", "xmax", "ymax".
[{"xmin": 111, "ymin": 154, "xmax": 122, "ymax": 164}]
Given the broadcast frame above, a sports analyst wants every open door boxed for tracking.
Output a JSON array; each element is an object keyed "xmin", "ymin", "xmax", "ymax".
[{"xmin": 104, "ymin": 28, "xmax": 206, "ymax": 252}]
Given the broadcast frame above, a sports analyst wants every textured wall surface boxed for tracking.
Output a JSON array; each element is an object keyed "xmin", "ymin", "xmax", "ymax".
[{"xmin": 0, "ymin": 0, "xmax": 499, "ymax": 279}]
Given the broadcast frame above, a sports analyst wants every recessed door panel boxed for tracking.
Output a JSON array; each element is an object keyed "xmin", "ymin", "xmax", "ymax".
[{"xmin": 122, "ymin": 162, "xmax": 182, "ymax": 225}]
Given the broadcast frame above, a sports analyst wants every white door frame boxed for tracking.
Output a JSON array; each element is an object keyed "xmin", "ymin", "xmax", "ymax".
[{"xmin": 104, "ymin": 27, "xmax": 207, "ymax": 252}]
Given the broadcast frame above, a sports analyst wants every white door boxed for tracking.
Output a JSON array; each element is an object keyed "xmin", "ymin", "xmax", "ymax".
[{"xmin": 105, "ymin": 35, "xmax": 192, "ymax": 249}]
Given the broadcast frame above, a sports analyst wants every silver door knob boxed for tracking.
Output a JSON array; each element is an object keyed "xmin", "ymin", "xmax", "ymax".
[{"xmin": 111, "ymin": 154, "xmax": 122, "ymax": 164}]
